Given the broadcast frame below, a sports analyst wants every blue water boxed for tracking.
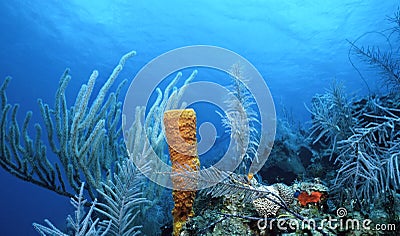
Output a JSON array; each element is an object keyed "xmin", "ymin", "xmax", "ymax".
[{"xmin": 0, "ymin": 0, "xmax": 398, "ymax": 235}]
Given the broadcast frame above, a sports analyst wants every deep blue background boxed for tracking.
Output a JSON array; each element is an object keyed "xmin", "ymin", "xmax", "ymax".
[{"xmin": 0, "ymin": 0, "xmax": 398, "ymax": 235}]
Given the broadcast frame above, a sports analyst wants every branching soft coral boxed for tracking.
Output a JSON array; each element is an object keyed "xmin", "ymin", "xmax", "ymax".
[
  {"xmin": 348, "ymin": 8, "xmax": 400, "ymax": 93},
  {"xmin": 324, "ymin": 9, "xmax": 400, "ymax": 212},
  {"xmin": 33, "ymin": 183, "xmax": 111, "ymax": 236},
  {"xmin": 95, "ymin": 159, "xmax": 148, "ymax": 236},
  {"xmin": 334, "ymin": 101, "xmax": 400, "ymax": 210},
  {"xmin": 306, "ymin": 81, "xmax": 354, "ymax": 159},
  {"xmin": 33, "ymin": 160, "xmax": 149, "ymax": 236},
  {"xmin": 218, "ymin": 63, "xmax": 260, "ymax": 175},
  {"xmin": 0, "ymin": 51, "xmax": 135, "ymax": 200},
  {"xmin": 307, "ymin": 79, "xmax": 400, "ymax": 212}
]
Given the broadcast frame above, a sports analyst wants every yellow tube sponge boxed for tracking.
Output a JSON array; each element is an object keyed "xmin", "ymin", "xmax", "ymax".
[{"xmin": 163, "ymin": 109, "xmax": 200, "ymax": 236}]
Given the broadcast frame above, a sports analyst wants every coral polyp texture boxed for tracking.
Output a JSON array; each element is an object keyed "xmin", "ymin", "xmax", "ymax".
[
  {"xmin": 163, "ymin": 109, "xmax": 200, "ymax": 236},
  {"xmin": 252, "ymin": 185, "xmax": 281, "ymax": 217},
  {"xmin": 252, "ymin": 183, "xmax": 294, "ymax": 217}
]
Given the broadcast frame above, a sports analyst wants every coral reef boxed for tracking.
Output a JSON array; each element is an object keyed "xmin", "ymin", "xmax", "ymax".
[
  {"xmin": 306, "ymin": 10, "xmax": 400, "ymax": 224},
  {"xmin": 163, "ymin": 109, "xmax": 200, "ymax": 236},
  {"xmin": 1, "ymin": 51, "xmax": 200, "ymax": 235},
  {"xmin": 6, "ymin": 8, "xmax": 400, "ymax": 236},
  {"xmin": 308, "ymin": 70, "xmax": 400, "ymax": 212},
  {"xmin": 181, "ymin": 172, "xmax": 335, "ymax": 235},
  {"xmin": 181, "ymin": 192, "xmax": 256, "ymax": 236},
  {"xmin": 292, "ymin": 179, "xmax": 329, "ymax": 194},
  {"xmin": 177, "ymin": 8, "xmax": 400, "ymax": 236}
]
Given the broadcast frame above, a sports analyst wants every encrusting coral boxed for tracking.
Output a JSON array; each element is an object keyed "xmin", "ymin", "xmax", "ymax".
[
  {"xmin": 252, "ymin": 182, "xmax": 294, "ymax": 217},
  {"xmin": 292, "ymin": 180, "xmax": 328, "ymax": 207},
  {"xmin": 163, "ymin": 109, "xmax": 200, "ymax": 236},
  {"xmin": 252, "ymin": 185, "xmax": 282, "ymax": 217},
  {"xmin": 297, "ymin": 191, "xmax": 325, "ymax": 207}
]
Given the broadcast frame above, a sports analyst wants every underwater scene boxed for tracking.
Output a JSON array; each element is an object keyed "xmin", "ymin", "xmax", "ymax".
[{"xmin": 1, "ymin": 1, "xmax": 400, "ymax": 235}]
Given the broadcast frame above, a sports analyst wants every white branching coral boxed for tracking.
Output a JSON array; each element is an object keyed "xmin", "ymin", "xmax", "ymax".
[
  {"xmin": 33, "ymin": 183, "xmax": 111, "ymax": 236},
  {"xmin": 95, "ymin": 159, "xmax": 148, "ymax": 236},
  {"xmin": 308, "ymin": 81, "xmax": 400, "ymax": 211},
  {"xmin": 0, "ymin": 51, "xmax": 136, "ymax": 200},
  {"xmin": 219, "ymin": 63, "xmax": 260, "ymax": 175},
  {"xmin": 334, "ymin": 100, "xmax": 400, "ymax": 209},
  {"xmin": 306, "ymin": 81, "xmax": 354, "ymax": 160}
]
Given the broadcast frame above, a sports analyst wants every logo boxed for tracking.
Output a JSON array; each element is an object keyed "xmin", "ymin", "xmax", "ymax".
[{"xmin": 122, "ymin": 45, "xmax": 276, "ymax": 190}]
